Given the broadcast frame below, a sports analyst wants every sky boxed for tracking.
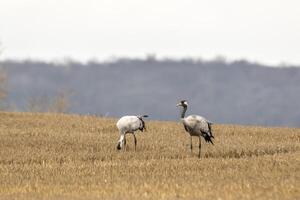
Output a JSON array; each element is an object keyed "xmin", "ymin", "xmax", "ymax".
[{"xmin": 0, "ymin": 0, "xmax": 300, "ymax": 65}]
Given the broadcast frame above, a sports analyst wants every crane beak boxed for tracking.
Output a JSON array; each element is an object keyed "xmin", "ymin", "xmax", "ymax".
[{"xmin": 176, "ymin": 103, "xmax": 181, "ymax": 107}]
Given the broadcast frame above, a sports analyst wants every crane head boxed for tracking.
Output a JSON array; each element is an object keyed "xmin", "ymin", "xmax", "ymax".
[{"xmin": 176, "ymin": 100, "xmax": 188, "ymax": 107}]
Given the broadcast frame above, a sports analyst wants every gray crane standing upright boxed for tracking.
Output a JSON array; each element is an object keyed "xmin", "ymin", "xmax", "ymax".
[{"xmin": 176, "ymin": 100, "xmax": 214, "ymax": 158}]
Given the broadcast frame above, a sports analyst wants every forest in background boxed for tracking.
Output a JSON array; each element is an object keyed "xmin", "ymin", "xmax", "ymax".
[{"xmin": 1, "ymin": 56, "xmax": 299, "ymax": 127}]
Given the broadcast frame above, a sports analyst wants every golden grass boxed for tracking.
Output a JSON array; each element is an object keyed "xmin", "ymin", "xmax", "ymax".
[{"xmin": 0, "ymin": 112, "xmax": 299, "ymax": 200}]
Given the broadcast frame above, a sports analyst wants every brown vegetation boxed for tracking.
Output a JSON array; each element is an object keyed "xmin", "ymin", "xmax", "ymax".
[
  {"xmin": 27, "ymin": 90, "xmax": 71, "ymax": 113},
  {"xmin": 0, "ymin": 70, "xmax": 7, "ymax": 109},
  {"xmin": 0, "ymin": 112, "xmax": 299, "ymax": 199}
]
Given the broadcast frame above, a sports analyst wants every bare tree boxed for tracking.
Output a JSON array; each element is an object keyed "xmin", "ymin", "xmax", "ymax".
[
  {"xmin": 49, "ymin": 90, "xmax": 71, "ymax": 113},
  {"xmin": 0, "ymin": 43, "xmax": 8, "ymax": 110},
  {"xmin": 27, "ymin": 94, "xmax": 50, "ymax": 112},
  {"xmin": 27, "ymin": 89, "xmax": 72, "ymax": 113},
  {"xmin": 0, "ymin": 70, "xmax": 7, "ymax": 99}
]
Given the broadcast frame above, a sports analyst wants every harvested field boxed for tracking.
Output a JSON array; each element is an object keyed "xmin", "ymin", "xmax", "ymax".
[{"xmin": 0, "ymin": 112, "xmax": 299, "ymax": 199}]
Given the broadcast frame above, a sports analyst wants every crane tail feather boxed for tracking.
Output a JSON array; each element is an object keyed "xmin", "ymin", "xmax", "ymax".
[
  {"xmin": 207, "ymin": 122, "xmax": 214, "ymax": 138},
  {"xmin": 137, "ymin": 115, "xmax": 148, "ymax": 132},
  {"xmin": 203, "ymin": 133, "xmax": 214, "ymax": 145}
]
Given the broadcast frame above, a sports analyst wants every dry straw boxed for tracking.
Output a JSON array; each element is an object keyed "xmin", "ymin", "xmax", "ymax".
[{"xmin": 0, "ymin": 112, "xmax": 299, "ymax": 199}]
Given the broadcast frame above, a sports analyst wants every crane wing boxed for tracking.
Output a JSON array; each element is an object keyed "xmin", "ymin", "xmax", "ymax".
[{"xmin": 185, "ymin": 115, "xmax": 211, "ymax": 133}]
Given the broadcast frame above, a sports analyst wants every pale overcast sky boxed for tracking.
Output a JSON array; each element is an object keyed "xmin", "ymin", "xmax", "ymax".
[{"xmin": 0, "ymin": 0, "xmax": 299, "ymax": 65}]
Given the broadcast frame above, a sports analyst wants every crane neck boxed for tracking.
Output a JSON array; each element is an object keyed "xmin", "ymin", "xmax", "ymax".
[{"xmin": 180, "ymin": 106, "xmax": 187, "ymax": 119}]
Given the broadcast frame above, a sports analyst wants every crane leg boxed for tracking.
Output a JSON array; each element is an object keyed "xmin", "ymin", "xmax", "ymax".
[
  {"xmin": 124, "ymin": 135, "xmax": 127, "ymax": 150},
  {"xmin": 133, "ymin": 134, "xmax": 137, "ymax": 151},
  {"xmin": 198, "ymin": 136, "xmax": 201, "ymax": 158},
  {"xmin": 190, "ymin": 136, "xmax": 193, "ymax": 153}
]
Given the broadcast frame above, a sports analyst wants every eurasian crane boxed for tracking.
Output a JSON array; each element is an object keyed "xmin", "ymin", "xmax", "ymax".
[
  {"xmin": 116, "ymin": 115, "xmax": 148, "ymax": 151},
  {"xmin": 176, "ymin": 100, "xmax": 214, "ymax": 158}
]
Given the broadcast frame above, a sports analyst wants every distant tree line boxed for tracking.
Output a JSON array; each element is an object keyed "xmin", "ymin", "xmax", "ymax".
[{"xmin": 1, "ymin": 54, "xmax": 300, "ymax": 127}]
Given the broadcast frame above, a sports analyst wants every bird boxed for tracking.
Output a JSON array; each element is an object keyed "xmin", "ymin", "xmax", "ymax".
[
  {"xmin": 176, "ymin": 100, "xmax": 214, "ymax": 158},
  {"xmin": 116, "ymin": 115, "xmax": 148, "ymax": 151}
]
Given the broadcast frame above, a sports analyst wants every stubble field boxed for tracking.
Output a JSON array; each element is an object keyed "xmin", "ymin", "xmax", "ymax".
[{"xmin": 0, "ymin": 112, "xmax": 299, "ymax": 199}]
